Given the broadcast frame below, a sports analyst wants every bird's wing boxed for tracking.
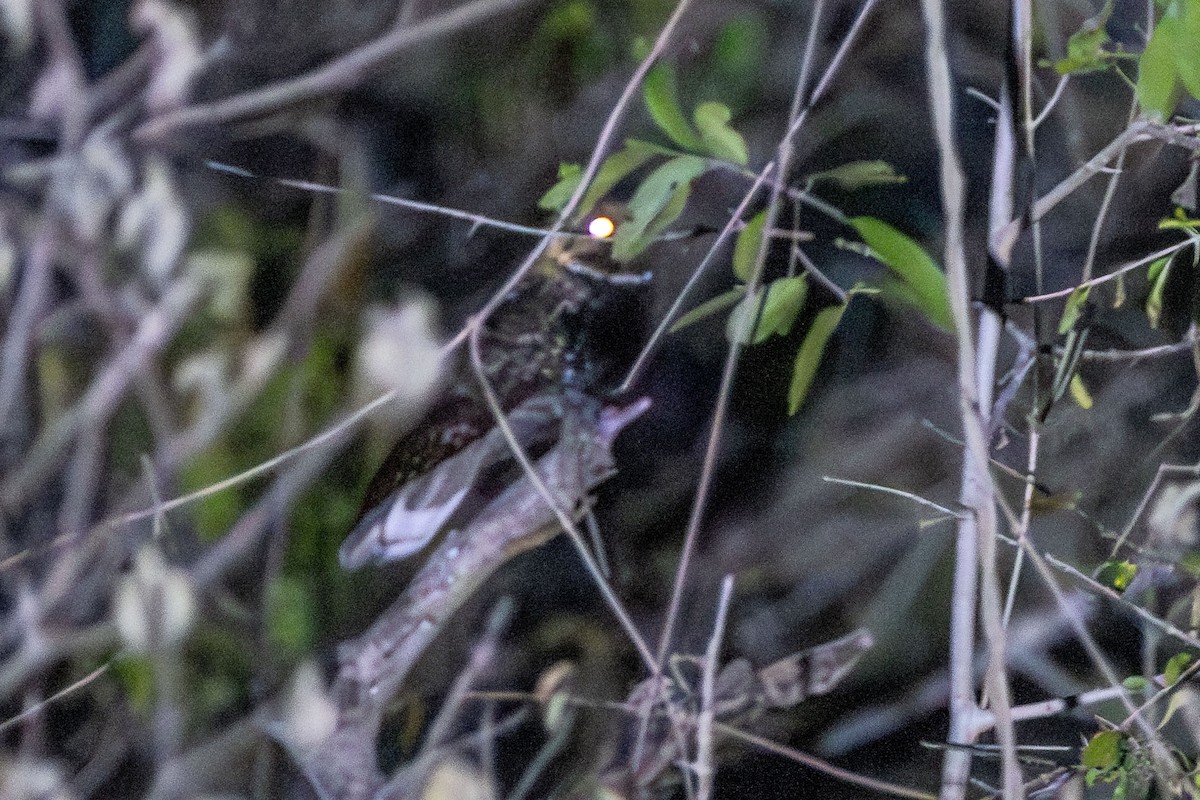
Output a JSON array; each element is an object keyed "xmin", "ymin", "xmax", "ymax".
[{"xmin": 339, "ymin": 394, "xmax": 563, "ymax": 569}]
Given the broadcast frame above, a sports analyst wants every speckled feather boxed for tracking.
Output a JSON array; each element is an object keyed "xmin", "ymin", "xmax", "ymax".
[{"xmin": 340, "ymin": 216, "xmax": 649, "ymax": 569}]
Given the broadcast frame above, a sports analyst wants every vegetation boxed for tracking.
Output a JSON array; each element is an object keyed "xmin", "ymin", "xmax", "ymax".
[{"xmin": 0, "ymin": 0, "xmax": 1198, "ymax": 798}]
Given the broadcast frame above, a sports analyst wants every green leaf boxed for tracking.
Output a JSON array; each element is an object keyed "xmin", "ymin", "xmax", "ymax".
[
  {"xmin": 1122, "ymin": 675, "xmax": 1151, "ymax": 691},
  {"xmin": 611, "ymin": 155, "xmax": 707, "ymax": 261},
  {"xmin": 538, "ymin": 163, "xmax": 583, "ymax": 212},
  {"xmin": 643, "ymin": 63, "xmax": 705, "ymax": 153},
  {"xmin": 1165, "ymin": 651, "xmax": 1194, "ymax": 686},
  {"xmin": 693, "ymin": 101, "xmax": 748, "ymax": 165},
  {"xmin": 574, "ymin": 142, "xmax": 658, "ymax": 222},
  {"xmin": 1179, "ymin": 0, "xmax": 1200, "ymax": 97},
  {"xmin": 1095, "ymin": 559, "xmax": 1138, "ymax": 592},
  {"xmin": 754, "ymin": 276, "xmax": 808, "ymax": 341},
  {"xmin": 1055, "ymin": 0, "xmax": 1114, "ymax": 75},
  {"xmin": 1146, "ymin": 254, "xmax": 1173, "ymax": 328},
  {"xmin": 1081, "ymin": 730, "xmax": 1124, "ymax": 769},
  {"xmin": 850, "ymin": 216, "xmax": 954, "ymax": 331},
  {"xmin": 1161, "ymin": 688, "xmax": 1189, "ymax": 727},
  {"xmin": 1058, "ymin": 285, "xmax": 1091, "ymax": 334},
  {"xmin": 1069, "ymin": 373, "xmax": 1094, "ymax": 409},
  {"xmin": 726, "ymin": 286, "xmax": 763, "ymax": 345},
  {"xmin": 788, "ymin": 303, "xmax": 846, "ymax": 414},
  {"xmin": 724, "ymin": 276, "xmax": 809, "ymax": 346},
  {"xmin": 640, "ymin": 171, "xmax": 693, "ymax": 247},
  {"xmin": 1137, "ymin": 14, "xmax": 1183, "ymax": 121},
  {"xmin": 671, "ymin": 286, "xmax": 747, "ymax": 333},
  {"xmin": 733, "ymin": 209, "xmax": 768, "ymax": 281},
  {"xmin": 807, "ymin": 160, "xmax": 909, "ymax": 191}
]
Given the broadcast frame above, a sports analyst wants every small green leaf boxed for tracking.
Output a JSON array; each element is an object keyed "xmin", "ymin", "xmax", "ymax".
[
  {"xmin": 726, "ymin": 286, "xmax": 763, "ymax": 345},
  {"xmin": 573, "ymin": 142, "xmax": 658, "ymax": 222},
  {"xmin": 671, "ymin": 286, "xmax": 747, "ymax": 333},
  {"xmin": 1146, "ymin": 254, "xmax": 1172, "ymax": 328},
  {"xmin": 1069, "ymin": 373, "xmax": 1094, "ymax": 409},
  {"xmin": 1081, "ymin": 730, "xmax": 1123, "ymax": 769},
  {"xmin": 788, "ymin": 303, "xmax": 846, "ymax": 414},
  {"xmin": 1160, "ymin": 688, "xmax": 1189, "ymax": 728},
  {"xmin": 850, "ymin": 216, "xmax": 953, "ymax": 331},
  {"xmin": 1164, "ymin": 651, "xmax": 1194, "ymax": 686},
  {"xmin": 1095, "ymin": 559, "xmax": 1138, "ymax": 592},
  {"xmin": 1178, "ymin": 0, "xmax": 1200, "ymax": 97},
  {"xmin": 1137, "ymin": 14, "xmax": 1183, "ymax": 121},
  {"xmin": 754, "ymin": 276, "xmax": 808, "ymax": 342},
  {"xmin": 1054, "ymin": 0, "xmax": 1114, "ymax": 75},
  {"xmin": 693, "ymin": 101, "xmax": 748, "ymax": 165},
  {"xmin": 725, "ymin": 277, "xmax": 809, "ymax": 346},
  {"xmin": 610, "ymin": 155, "xmax": 707, "ymax": 261},
  {"xmin": 1059, "ymin": 285, "xmax": 1091, "ymax": 334},
  {"xmin": 640, "ymin": 173, "xmax": 693, "ymax": 248},
  {"xmin": 733, "ymin": 210, "xmax": 768, "ymax": 281},
  {"xmin": 539, "ymin": 163, "xmax": 584, "ymax": 212},
  {"xmin": 1122, "ymin": 675, "xmax": 1151, "ymax": 691},
  {"xmin": 807, "ymin": 160, "xmax": 909, "ymax": 191},
  {"xmin": 643, "ymin": 63, "xmax": 705, "ymax": 153}
]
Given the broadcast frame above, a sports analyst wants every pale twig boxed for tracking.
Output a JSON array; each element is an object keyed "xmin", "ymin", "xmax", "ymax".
[
  {"xmin": 1024, "ymin": 239, "xmax": 1192, "ymax": 303},
  {"xmin": 693, "ymin": 575, "xmax": 735, "ymax": 800},
  {"xmin": 134, "ymin": 0, "xmax": 536, "ymax": 141},
  {"xmin": 919, "ymin": 0, "xmax": 1003, "ymax": 793},
  {"xmin": 965, "ymin": 86, "xmax": 1001, "ymax": 112},
  {"xmin": 1079, "ymin": 335, "xmax": 1196, "ymax": 362},
  {"xmin": 996, "ymin": 119, "xmax": 1200, "ymax": 248},
  {"xmin": 998, "ymin": 528, "xmax": 1190, "ymax": 775},
  {"xmin": 792, "ymin": 245, "xmax": 848, "ymax": 303},
  {"xmin": 916, "ymin": 0, "xmax": 1022, "ymax": 791},
  {"xmin": 1027, "ymin": 541, "xmax": 1200, "ymax": 652},
  {"xmin": 206, "ymin": 163, "xmax": 594, "ymax": 242},
  {"xmin": 822, "ymin": 476, "xmax": 963, "ymax": 520},
  {"xmin": 1031, "ymin": 75, "xmax": 1069, "ymax": 130},
  {"xmin": 0, "ymin": 663, "xmax": 108, "ymax": 735},
  {"xmin": 716, "ymin": 723, "xmax": 937, "ymax": 800},
  {"xmin": 1081, "ymin": 99, "xmax": 1140, "ymax": 283},
  {"xmin": 468, "ymin": 336, "xmax": 654, "ymax": 668}
]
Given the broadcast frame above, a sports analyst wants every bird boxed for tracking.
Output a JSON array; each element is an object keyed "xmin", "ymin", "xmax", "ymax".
[{"xmin": 339, "ymin": 207, "xmax": 650, "ymax": 570}]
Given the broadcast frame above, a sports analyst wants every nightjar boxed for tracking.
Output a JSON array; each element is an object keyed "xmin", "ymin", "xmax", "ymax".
[{"xmin": 339, "ymin": 208, "xmax": 650, "ymax": 569}]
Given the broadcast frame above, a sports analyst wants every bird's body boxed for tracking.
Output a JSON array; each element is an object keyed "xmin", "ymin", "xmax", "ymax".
[{"xmin": 340, "ymin": 219, "xmax": 649, "ymax": 569}]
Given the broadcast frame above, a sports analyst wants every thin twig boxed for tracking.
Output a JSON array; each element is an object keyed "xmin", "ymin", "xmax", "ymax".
[
  {"xmin": 822, "ymin": 476, "xmax": 963, "ymax": 520},
  {"xmin": 1031, "ymin": 75, "xmax": 1069, "ymax": 130},
  {"xmin": 0, "ymin": 663, "xmax": 109, "ymax": 735},
  {"xmin": 693, "ymin": 575, "xmax": 734, "ymax": 800},
  {"xmin": 1023, "ymin": 239, "xmax": 1192, "ymax": 303},
  {"xmin": 134, "ymin": 0, "xmax": 536, "ymax": 141},
  {"xmin": 717, "ymin": 723, "xmax": 938, "ymax": 800}
]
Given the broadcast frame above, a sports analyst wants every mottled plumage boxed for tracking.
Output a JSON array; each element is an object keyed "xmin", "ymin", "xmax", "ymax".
[{"xmin": 340, "ymin": 214, "xmax": 649, "ymax": 569}]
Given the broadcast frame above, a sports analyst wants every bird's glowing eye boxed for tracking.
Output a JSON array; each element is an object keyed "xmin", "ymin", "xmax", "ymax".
[{"xmin": 588, "ymin": 216, "xmax": 616, "ymax": 239}]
